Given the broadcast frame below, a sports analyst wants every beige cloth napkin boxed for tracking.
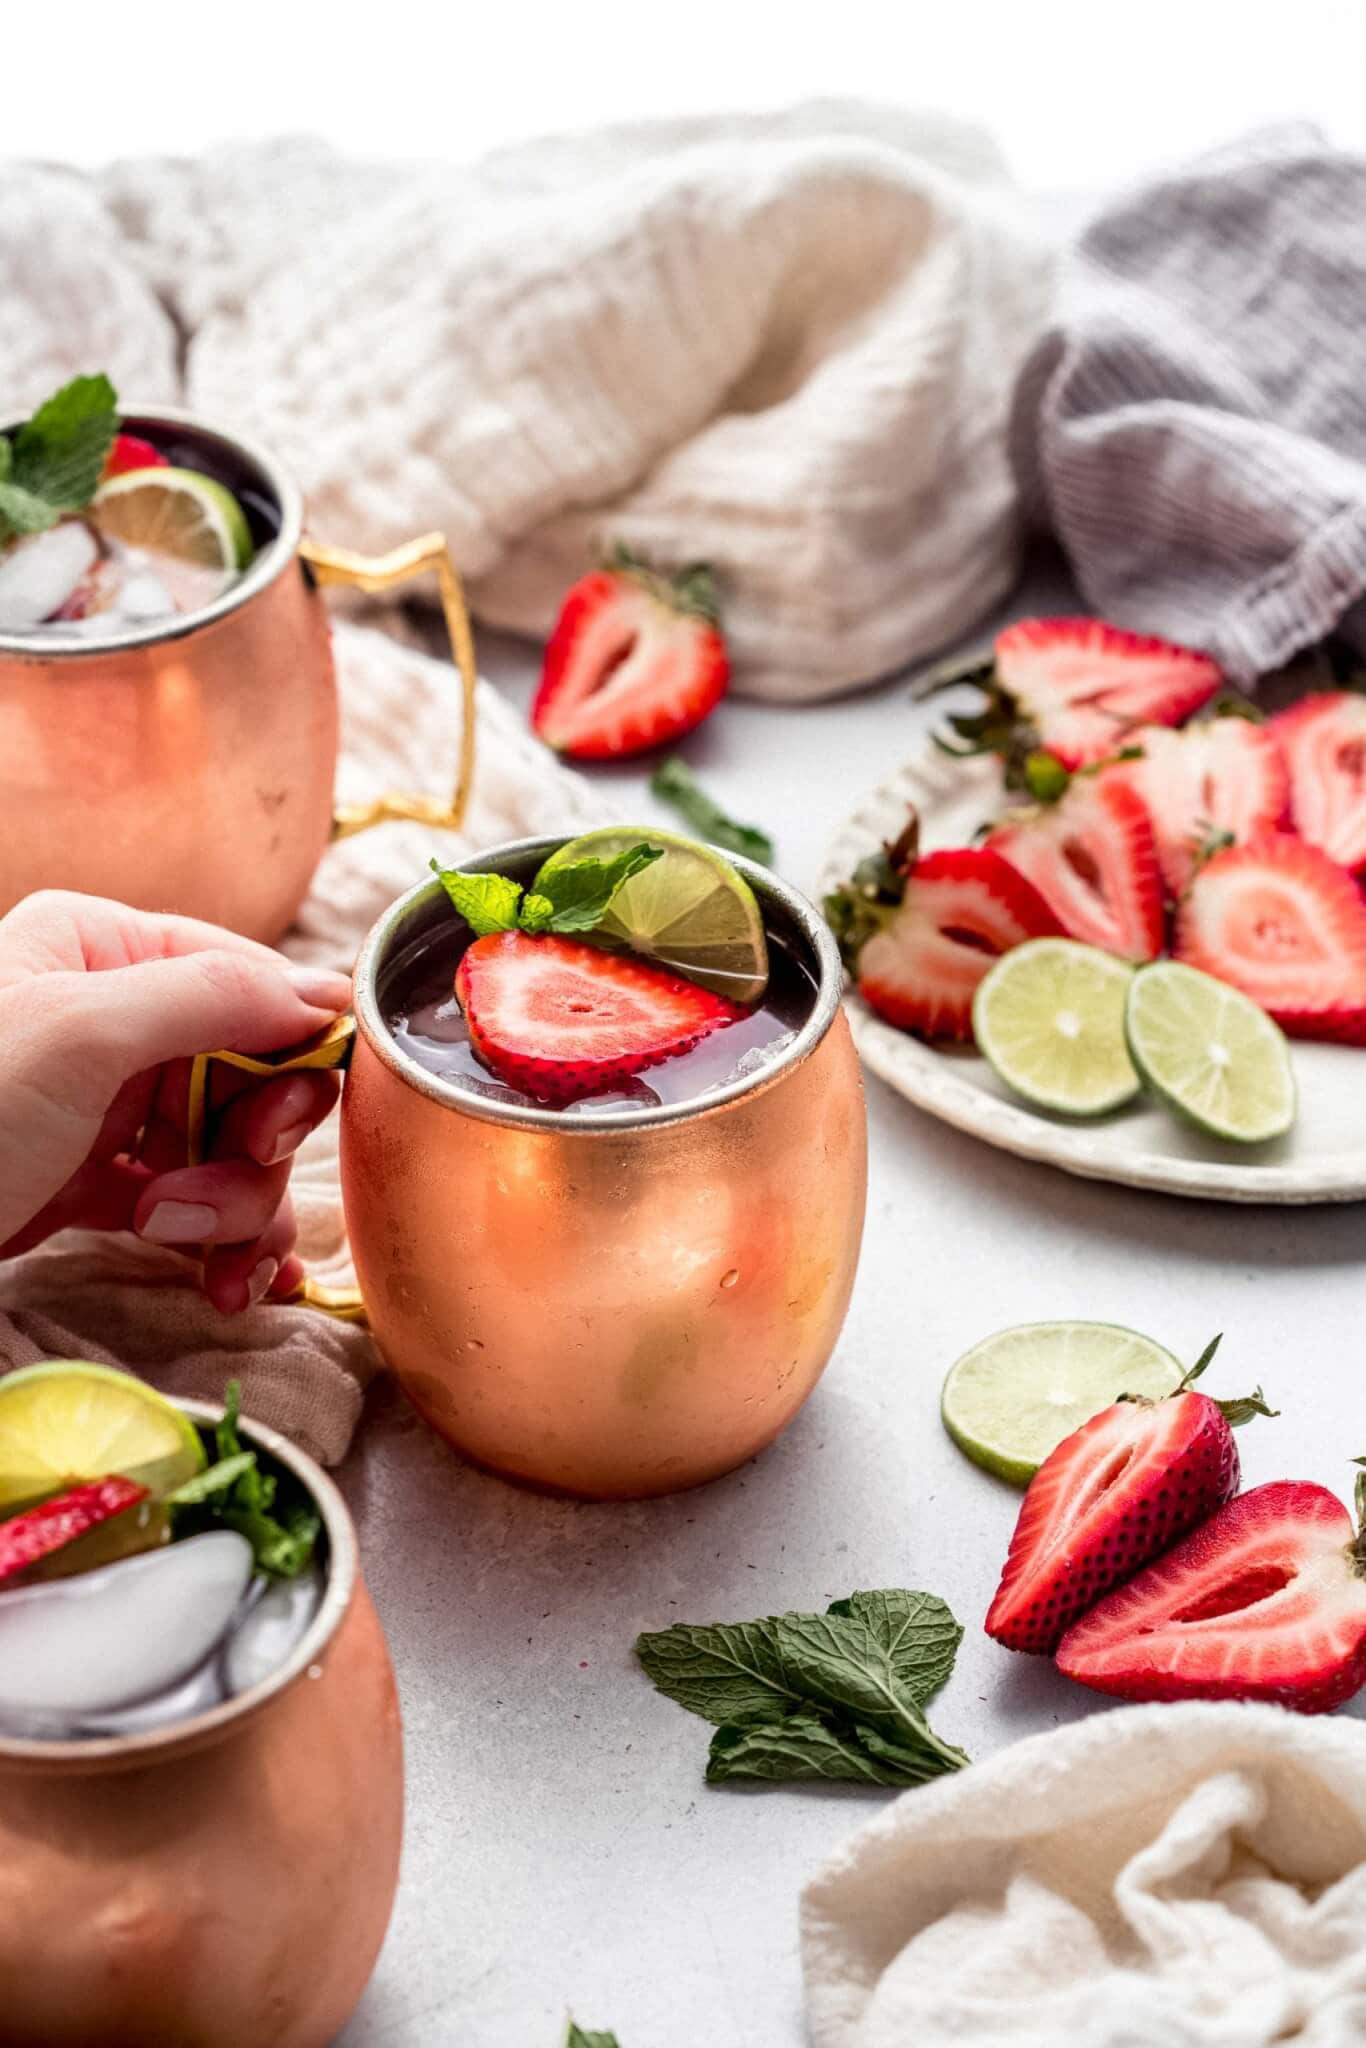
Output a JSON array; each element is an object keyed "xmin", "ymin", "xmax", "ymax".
[
  {"xmin": 0, "ymin": 622, "xmax": 607, "ymax": 1464},
  {"xmin": 5, "ymin": 103, "xmax": 1053, "ymax": 701},
  {"xmin": 801, "ymin": 1700, "xmax": 1366, "ymax": 2047}
]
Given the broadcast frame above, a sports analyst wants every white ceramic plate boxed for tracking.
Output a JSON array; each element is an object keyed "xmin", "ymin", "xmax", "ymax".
[{"xmin": 820, "ymin": 743, "xmax": 1366, "ymax": 1204}]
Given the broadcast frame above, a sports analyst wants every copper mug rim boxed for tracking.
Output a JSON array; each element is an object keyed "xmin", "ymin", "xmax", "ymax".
[
  {"xmin": 0, "ymin": 1398, "xmax": 358, "ymax": 1776},
  {"xmin": 352, "ymin": 835, "xmax": 847, "ymax": 1137},
  {"xmin": 0, "ymin": 403, "xmax": 303, "ymax": 662}
]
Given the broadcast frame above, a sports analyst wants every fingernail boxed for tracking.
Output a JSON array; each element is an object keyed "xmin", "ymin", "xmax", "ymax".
[
  {"xmin": 282, "ymin": 963, "xmax": 352, "ymax": 1011},
  {"xmin": 141, "ymin": 1200, "xmax": 218, "ymax": 1244},
  {"xmin": 246, "ymin": 1257, "xmax": 279, "ymax": 1306},
  {"xmin": 266, "ymin": 1119, "xmax": 313, "ymax": 1165}
]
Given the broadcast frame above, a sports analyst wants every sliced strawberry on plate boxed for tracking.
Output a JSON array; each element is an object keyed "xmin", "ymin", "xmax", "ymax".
[
  {"xmin": 102, "ymin": 432, "xmax": 170, "ymax": 479},
  {"xmin": 986, "ymin": 769, "xmax": 1165, "ymax": 960},
  {"xmin": 1057, "ymin": 1471, "xmax": 1366, "ymax": 1712},
  {"xmin": 1119, "ymin": 717, "xmax": 1289, "ymax": 897},
  {"xmin": 0, "ymin": 1475, "xmax": 149, "ymax": 1587},
  {"xmin": 1175, "ymin": 833, "xmax": 1366, "ymax": 1043},
  {"xmin": 824, "ymin": 814, "xmax": 1063, "ymax": 1041},
  {"xmin": 531, "ymin": 549, "xmax": 728, "ymax": 760},
  {"xmin": 986, "ymin": 1339, "xmax": 1271, "ymax": 1654},
  {"xmin": 1270, "ymin": 691, "xmax": 1366, "ymax": 872},
  {"xmin": 455, "ymin": 931, "xmax": 743, "ymax": 1103}
]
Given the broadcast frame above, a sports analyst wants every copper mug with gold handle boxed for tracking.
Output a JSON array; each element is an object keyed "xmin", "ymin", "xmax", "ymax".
[{"xmin": 0, "ymin": 407, "xmax": 478, "ymax": 943}]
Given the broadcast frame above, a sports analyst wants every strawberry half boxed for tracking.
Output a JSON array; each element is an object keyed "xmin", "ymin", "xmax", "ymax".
[
  {"xmin": 986, "ymin": 1339, "xmax": 1272, "ymax": 1655},
  {"xmin": 454, "ymin": 931, "xmax": 743, "ymax": 1103},
  {"xmin": 1057, "ymin": 1473, "xmax": 1366, "ymax": 1712},
  {"xmin": 824, "ymin": 814, "xmax": 1063, "ymax": 1041},
  {"xmin": 102, "ymin": 432, "xmax": 169, "ymax": 479},
  {"xmin": 986, "ymin": 769, "xmax": 1165, "ymax": 960},
  {"xmin": 1271, "ymin": 691, "xmax": 1366, "ymax": 873},
  {"xmin": 0, "ymin": 1475, "xmax": 148, "ymax": 1587},
  {"xmin": 531, "ymin": 549, "xmax": 728, "ymax": 760},
  {"xmin": 1119, "ymin": 717, "xmax": 1289, "ymax": 898},
  {"xmin": 1175, "ymin": 833, "xmax": 1366, "ymax": 1043},
  {"xmin": 938, "ymin": 617, "xmax": 1221, "ymax": 773}
]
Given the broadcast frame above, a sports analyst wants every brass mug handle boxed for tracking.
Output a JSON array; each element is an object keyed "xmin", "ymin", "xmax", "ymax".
[{"xmin": 299, "ymin": 532, "xmax": 479, "ymax": 841}]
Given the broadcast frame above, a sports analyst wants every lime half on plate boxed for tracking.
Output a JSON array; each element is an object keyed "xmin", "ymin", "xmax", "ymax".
[
  {"xmin": 973, "ymin": 938, "xmax": 1140, "ymax": 1116},
  {"xmin": 0, "ymin": 1360, "xmax": 206, "ymax": 1514},
  {"xmin": 942, "ymin": 1320, "xmax": 1184, "ymax": 1485},
  {"xmin": 537, "ymin": 825, "xmax": 769, "ymax": 1003},
  {"xmin": 1126, "ymin": 959, "xmax": 1295, "ymax": 1144}
]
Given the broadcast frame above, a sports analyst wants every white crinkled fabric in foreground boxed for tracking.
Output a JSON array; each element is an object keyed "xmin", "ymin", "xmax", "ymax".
[
  {"xmin": 3, "ymin": 102, "xmax": 1054, "ymax": 700},
  {"xmin": 802, "ymin": 1701, "xmax": 1366, "ymax": 2046}
]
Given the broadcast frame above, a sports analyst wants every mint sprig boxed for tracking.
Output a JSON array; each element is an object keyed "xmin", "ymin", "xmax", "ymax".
[
  {"xmin": 566, "ymin": 2025, "xmax": 621, "ymax": 2048},
  {"xmin": 650, "ymin": 757, "xmax": 774, "ymax": 866},
  {"xmin": 636, "ymin": 1588, "xmax": 968, "ymax": 1789},
  {"xmin": 167, "ymin": 1380, "xmax": 320, "ymax": 1580},
  {"xmin": 0, "ymin": 374, "xmax": 118, "ymax": 545},
  {"xmin": 431, "ymin": 842, "xmax": 661, "ymax": 939}
]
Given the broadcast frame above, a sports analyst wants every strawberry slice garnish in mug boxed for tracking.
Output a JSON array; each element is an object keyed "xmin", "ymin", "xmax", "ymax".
[
  {"xmin": 0, "ymin": 1475, "xmax": 149, "ymax": 1587},
  {"xmin": 1175, "ymin": 833, "xmax": 1366, "ymax": 1043},
  {"xmin": 823, "ymin": 813, "xmax": 1063, "ymax": 1041},
  {"xmin": 102, "ymin": 432, "xmax": 170, "ymax": 480},
  {"xmin": 986, "ymin": 768, "xmax": 1165, "ymax": 960},
  {"xmin": 985, "ymin": 1337, "xmax": 1273, "ymax": 1655},
  {"xmin": 1057, "ymin": 1469, "xmax": 1366, "ymax": 1712},
  {"xmin": 454, "ymin": 931, "xmax": 743, "ymax": 1103},
  {"xmin": 531, "ymin": 548, "xmax": 728, "ymax": 760},
  {"xmin": 1270, "ymin": 691, "xmax": 1366, "ymax": 873},
  {"xmin": 1119, "ymin": 717, "xmax": 1289, "ymax": 898}
]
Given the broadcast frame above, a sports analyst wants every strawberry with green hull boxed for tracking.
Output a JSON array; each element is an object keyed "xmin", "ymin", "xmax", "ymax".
[
  {"xmin": 1119, "ymin": 717, "xmax": 1289, "ymax": 897},
  {"xmin": 824, "ymin": 814, "xmax": 1062, "ymax": 1042},
  {"xmin": 455, "ymin": 931, "xmax": 745, "ymax": 1104},
  {"xmin": 532, "ymin": 548, "xmax": 728, "ymax": 760},
  {"xmin": 1175, "ymin": 833, "xmax": 1366, "ymax": 1045},
  {"xmin": 1270, "ymin": 691, "xmax": 1366, "ymax": 874},
  {"xmin": 986, "ymin": 1337, "xmax": 1274, "ymax": 1655},
  {"xmin": 986, "ymin": 768, "xmax": 1165, "ymax": 961},
  {"xmin": 1057, "ymin": 1469, "xmax": 1366, "ymax": 1712}
]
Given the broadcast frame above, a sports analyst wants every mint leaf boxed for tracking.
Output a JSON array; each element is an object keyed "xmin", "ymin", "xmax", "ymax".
[
  {"xmin": 0, "ymin": 438, "xmax": 11, "ymax": 483},
  {"xmin": 650, "ymin": 758, "xmax": 774, "ymax": 866},
  {"xmin": 0, "ymin": 480, "xmax": 60, "ymax": 536},
  {"xmin": 706, "ymin": 1713, "xmax": 918, "ymax": 1787},
  {"xmin": 430, "ymin": 861, "xmax": 523, "ymax": 936},
  {"xmin": 531, "ymin": 843, "xmax": 662, "ymax": 934},
  {"xmin": 518, "ymin": 891, "xmax": 555, "ymax": 934},
  {"xmin": 166, "ymin": 1450, "xmax": 257, "ymax": 1507},
  {"xmin": 634, "ymin": 1615, "xmax": 801, "ymax": 1727},
  {"xmin": 770, "ymin": 1610, "xmax": 968, "ymax": 1771},
  {"xmin": 170, "ymin": 1380, "xmax": 320, "ymax": 1580},
  {"xmin": 10, "ymin": 373, "xmax": 117, "ymax": 512},
  {"xmin": 825, "ymin": 1589, "xmax": 962, "ymax": 1707},
  {"xmin": 566, "ymin": 2025, "xmax": 621, "ymax": 2048}
]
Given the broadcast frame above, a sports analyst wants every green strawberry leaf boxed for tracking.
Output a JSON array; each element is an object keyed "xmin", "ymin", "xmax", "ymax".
[
  {"xmin": 11, "ymin": 373, "xmax": 118, "ymax": 512},
  {"xmin": 430, "ymin": 863, "xmax": 524, "ymax": 936}
]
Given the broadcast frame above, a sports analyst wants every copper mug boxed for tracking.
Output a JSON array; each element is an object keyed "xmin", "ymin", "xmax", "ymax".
[
  {"xmin": 0, "ymin": 406, "xmax": 478, "ymax": 944},
  {"xmin": 0, "ymin": 1400, "xmax": 403, "ymax": 2048},
  {"xmin": 334, "ymin": 838, "xmax": 868, "ymax": 1499}
]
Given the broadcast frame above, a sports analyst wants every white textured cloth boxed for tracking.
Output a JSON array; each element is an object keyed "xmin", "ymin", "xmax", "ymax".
[
  {"xmin": 802, "ymin": 1701, "xmax": 1366, "ymax": 2047},
  {"xmin": 4, "ymin": 104, "xmax": 1053, "ymax": 700}
]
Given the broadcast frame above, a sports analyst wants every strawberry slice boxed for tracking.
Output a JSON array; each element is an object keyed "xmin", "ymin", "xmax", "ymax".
[
  {"xmin": 1270, "ymin": 692, "xmax": 1366, "ymax": 873},
  {"xmin": 824, "ymin": 815, "xmax": 1063, "ymax": 1042},
  {"xmin": 986, "ymin": 1342, "xmax": 1271, "ymax": 1654},
  {"xmin": 1175, "ymin": 833, "xmax": 1366, "ymax": 1043},
  {"xmin": 0, "ymin": 1475, "xmax": 149, "ymax": 1586},
  {"xmin": 102, "ymin": 432, "xmax": 170, "ymax": 480},
  {"xmin": 986, "ymin": 771, "xmax": 1165, "ymax": 959},
  {"xmin": 1119, "ymin": 718, "xmax": 1289, "ymax": 897},
  {"xmin": 455, "ymin": 931, "xmax": 743, "ymax": 1102},
  {"xmin": 531, "ymin": 550, "xmax": 728, "ymax": 760},
  {"xmin": 1057, "ymin": 1475, "xmax": 1366, "ymax": 1712}
]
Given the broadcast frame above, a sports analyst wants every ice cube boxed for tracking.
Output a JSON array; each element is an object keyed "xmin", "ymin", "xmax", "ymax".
[
  {"xmin": 0, "ymin": 522, "xmax": 99, "ymax": 629},
  {"xmin": 222, "ymin": 1565, "xmax": 325, "ymax": 1696},
  {"xmin": 724, "ymin": 1031, "xmax": 796, "ymax": 1086},
  {"xmin": 563, "ymin": 1079, "xmax": 664, "ymax": 1115},
  {"xmin": 0, "ymin": 1530, "xmax": 253, "ymax": 1721}
]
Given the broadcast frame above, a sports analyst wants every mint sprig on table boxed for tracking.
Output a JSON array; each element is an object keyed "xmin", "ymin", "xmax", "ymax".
[
  {"xmin": 566, "ymin": 2024, "xmax": 621, "ymax": 2047},
  {"xmin": 0, "ymin": 374, "xmax": 118, "ymax": 544},
  {"xmin": 649, "ymin": 757, "xmax": 775, "ymax": 866},
  {"xmin": 636, "ymin": 1588, "xmax": 968, "ymax": 1787},
  {"xmin": 431, "ymin": 842, "xmax": 660, "ymax": 938},
  {"xmin": 167, "ymin": 1380, "xmax": 320, "ymax": 1580}
]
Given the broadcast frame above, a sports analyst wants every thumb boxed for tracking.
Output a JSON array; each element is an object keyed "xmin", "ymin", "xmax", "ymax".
[{"xmin": 52, "ymin": 951, "xmax": 352, "ymax": 1111}]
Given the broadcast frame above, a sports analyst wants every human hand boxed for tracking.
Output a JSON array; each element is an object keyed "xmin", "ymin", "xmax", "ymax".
[{"xmin": 0, "ymin": 891, "xmax": 351, "ymax": 1312}]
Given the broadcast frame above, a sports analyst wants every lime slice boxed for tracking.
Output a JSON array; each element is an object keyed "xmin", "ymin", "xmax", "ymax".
[
  {"xmin": 942, "ymin": 1320, "xmax": 1184, "ymax": 1484},
  {"xmin": 0, "ymin": 1362, "xmax": 206, "ymax": 1515},
  {"xmin": 973, "ymin": 938, "xmax": 1140, "ymax": 1116},
  {"xmin": 91, "ymin": 466, "xmax": 254, "ymax": 599},
  {"xmin": 536, "ymin": 826, "xmax": 769, "ymax": 1003},
  {"xmin": 1126, "ymin": 959, "xmax": 1295, "ymax": 1143}
]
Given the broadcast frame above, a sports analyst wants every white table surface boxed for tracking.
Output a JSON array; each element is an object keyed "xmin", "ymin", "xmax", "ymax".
[{"xmin": 336, "ymin": 558, "xmax": 1366, "ymax": 2047}]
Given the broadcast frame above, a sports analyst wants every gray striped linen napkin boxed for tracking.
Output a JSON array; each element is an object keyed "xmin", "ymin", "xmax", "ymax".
[{"xmin": 1011, "ymin": 125, "xmax": 1366, "ymax": 685}]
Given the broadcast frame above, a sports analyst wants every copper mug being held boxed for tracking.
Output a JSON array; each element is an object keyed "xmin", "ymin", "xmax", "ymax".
[{"xmin": 0, "ymin": 406, "xmax": 478, "ymax": 944}]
